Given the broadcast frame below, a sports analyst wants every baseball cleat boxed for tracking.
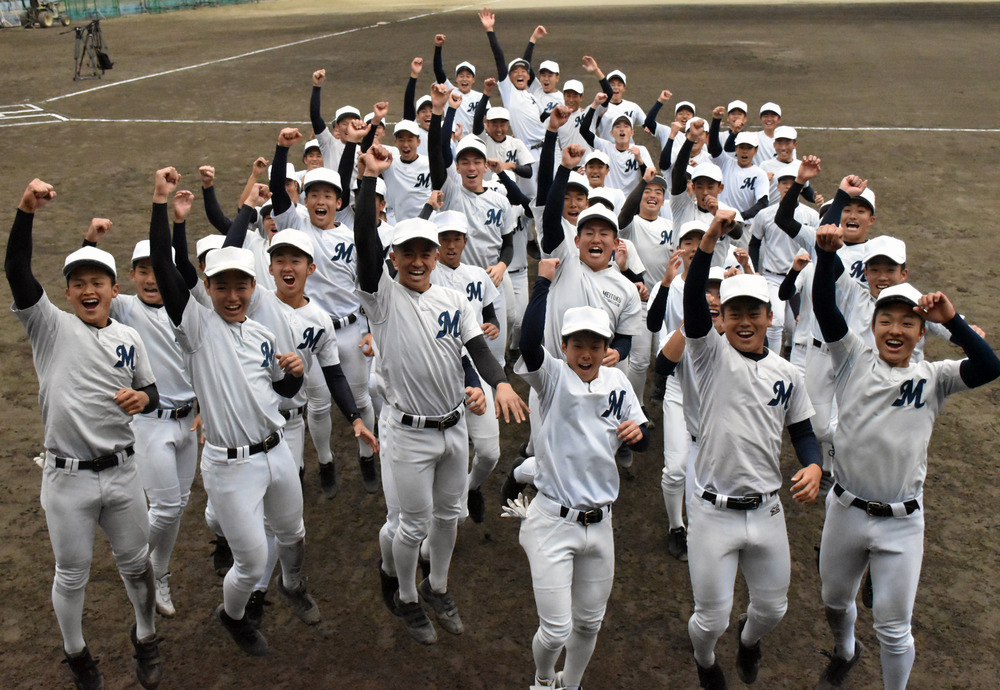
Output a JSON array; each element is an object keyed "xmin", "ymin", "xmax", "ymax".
[
  {"xmin": 817, "ymin": 641, "xmax": 864, "ymax": 688},
  {"xmin": 378, "ymin": 560, "xmax": 401, "ymax": 617},
  {"xmin": 63, "ymin": 646, "xmax": 104, "ymax": 690},
  {"xmin": 501, "ymin": 455, "xmax": 528, "ymax": 505},
  {"xmin": 418, "ymin": 578, "xmax": 464, "ymax": 635},
  {"xmin": 318, "ymin": 461, "xmax": 339, "ymax": 498},
  {"xmin": 696, "ymin": 660, "xmax": 727, "ymax": 689},
  {"xmin": 276, "ymin": 576, "xmax": 321, "ymax": 625},
  {"xmin": 216, "ymin": 604, "xmax": 270, "ymax": 657},
  {"xmin": 245, "ymin": 589, "xmax": 269, "ymax": 629},
  {"xmin": 667, "ymin": 527, "xmax": 688, "ymax": 562},
  {"xmin": 394, "ymin": 591, "xmax": 437, "ymax": 645},
  {"xmin": 154, "ymin": 573, "xmax": 175, "ymax": 618},
  {"xmin": 468, "ymin": 487, "xmax": 486, "ymax": 523},
  {"xmin": 735, "ymin": 613, "xmax": 762, "ymax": 684},
  {"xmin": 210, "ymin": 536, "xmax": 233, "ymax": 577},
  {"xmin": 130, "ymin": 624, "xmax": 163, "ymax": 690},
  {"xmin": 359, "ymin": 453, "xmax": 380, "ymax": 494}
]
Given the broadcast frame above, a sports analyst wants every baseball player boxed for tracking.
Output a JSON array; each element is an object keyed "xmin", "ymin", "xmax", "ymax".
[
  {"xmin": 758, "ymin": 126, "xmax": 823, "ymax": 208},
  {"xmin": 432, "ymin": 33, "xmax": 482, "ymax": 135},
  {"xmin": 6, "ymin": 179, "xmax": 163, "ymax": 689},
  {"xmin": 149, "ymin": 167, "xmax": 317, "ymax": 657},
  {"xmin": 354, "ymin": 144, "xmax": 528, "ymax": 644},
  {"xmin": 519, "ymin": 25, "xmax": 564, "ymax": 116},
  {"xmin": 683, "ymin": 210, "xmax": 822, "ymax": 688},
  {"xmin": 595, "ymin": 69, "xmax": 645, "ymax": 142},
  {"xmin": 270, "ymin": 128, "xmax": 380, "ymax": 493},
  {"xmin": 718, "ymin": 99, "xmax": 748, "ymax": 156},
  {"xmin": 811, "ymin": 224, "xmax": 1000, "ymax": 689},
  {"xmin": 471, "ymin": 96, "xmax": 536, "ymax": 190},
  {"xmin": 513, "ymin": 258, "xmax": 649, "ymax": 690},
  {"xmin": 753, "ymin": 102, "xmax": 782, "ymax": 164},
  {"xmin": 580, "ymin": 93, "xmax": 655, "ymax": 192},
  {"xmin": 80, "ymin": 200, "xmax": 201, "ymax": 621},
  {"xmin": 709, "ymin": 110, "xmax": 770, "ymax": 219}
]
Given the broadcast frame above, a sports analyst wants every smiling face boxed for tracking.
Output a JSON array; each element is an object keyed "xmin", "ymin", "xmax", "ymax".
[
  {"xmin": 760, "ymin": 111, "xmax": 781, "ymax": 131},
  {"xmin": 841, "ymin": 201, "xmax": 876, "ymax": 242},
  {"xmin": 585, "ymin": 161, "xmax": 609, "ymax": 187},
  {"xmin": 416, "ymin": 103, "xmax": 433, "ymax": 129},
  {"xmin": 485, "ymin": 118, "xmax": 509, "ymax": 142},
  {"xmin": 639, "ymin": 184, "xmax": 665, "ymax": 219},
  {"xmin": 437, "ymin": 230, "xmax": 467, "ymax": 269},
  {"xmin": 509, "ymin": 64, "xmax": 530, "ymax": 89},
  {"xmin": 706, "ymin": 284, "xmax": 723, "ymax": 333},
  {"xmin": 262, "ymin": 214, "xmax": 277, "ymax": 239},
  {"xmin": 864, "ymin": 258, "xmax": 908, "ymax": 298},
  {"xmin": 676, "ymin": 107, "xmax": 695, "ymax": 125},
  {"xmin": 206, "ymin": 270, "xmax": 254, "ymax": 323},
  {"xmin": 66, "ymin": 266, "xmax": 118, "ymax": 327},
  {"xmin": 575, "ymin": 219, "xmax": 617, "ymax": 271},
  {"xmin": 727, "ymin": 109, "xmax": 747, "ymax": 130},
  {"xmin": 563, "ymin": 187, "xmax": 589, "ymax": 224},
  {"xmin": 873, "ymin": 301, "xmax": 925, "ymax": 367},
  {"xmin": 395, "ymin": 131, "xmax": 419, "ymax": 161},
  {"xmin": 561, "ymin": 331, "xmax": 607, "ymax": 382},
  {"xmin": 455, "ymin": 68, "xmax": 475, "ymax": 93},
  {"xmin": 773, "ymin": 137, "xmax": 796, "ymax": 162},
  {"xmin": 391, "ymin": 238, "xmax": 438, "ymax": 292},
  {"xmin": 692, "ymin": 178, "xmax": 723, "ymax": 209},
  {"xmin": 538, "ymin": 69, "xmax": 559, "ymax": 92},
  {"xmin": 608, "ymin": 77, "xmax": 625, "ymax": 103},
  {"xmin": 455, "ymin": 151, "xmax": 486, "ymax": 192},
  {"xmin": 269, "ymin": 247, "xmax": 315, "ymax": 303},
  {"xmin": 129, "ymin": 258, "xmax": 162, "ymax": 306},
  {"xmin": 303, "ymin": 148, "xmax": 323, "ymax": 170},
  {"xmin": 564, "ymin": 90, "xmax": 583, "ymax": 111},
  {"xmin": 304, "ymin": 182, "xmax": 341, "ymax": 229},
  {"xmin": 735, "ymin": 143, "xmax": 757, "ymax": 167},
  {"xmin": 721, "ymin": 296, "xmax": 772, "ymax": 353},
  {"xmin": 677, "ymin": 233, "xmax": 704, "ymax": 270},
  {"xmin": 335, "ymin": 116, "xmax": 361, "ymax": 140}
]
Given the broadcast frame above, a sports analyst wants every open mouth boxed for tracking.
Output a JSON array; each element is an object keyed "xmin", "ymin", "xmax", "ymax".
[
  {"xmin": 736, "ymin": 329, "xmax": 754, "ymax": 339},
  {"xmin": 314, "ymin": 207, "xmax": 329, "ymax": 219},
  {"xmin": 225, "ymin": 304, "xmax": 242, "ymax": 314},
  {"xmin": 709, "ymin": 308, "xmax": 720, "ymax": 318},
  {"xmin": 282, "ymin": 274, "xmax": 296, "ymax": 286},
  {"xmin": 588, "ymin": 246, "xmax": 604, "ymax": 256},
  {"xmin": 876, "ymin": 283, "xmax": 890, "ymax": 290},
  {"xmin": 884, "ymin": 338, "xmax": 904, "ymax": 352},
  {"xmin": 845, "ymin": 221, "xmax": 860, "ymax": 230},
  {"xmin": 81, "ymin": 298, "xmax": 99, "ymax": 309}
]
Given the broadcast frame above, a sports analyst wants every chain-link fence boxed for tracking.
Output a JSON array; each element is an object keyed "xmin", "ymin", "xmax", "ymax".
[{"xmin": 0, "ymin": 0, "xmax": 258, "ymax": 25}]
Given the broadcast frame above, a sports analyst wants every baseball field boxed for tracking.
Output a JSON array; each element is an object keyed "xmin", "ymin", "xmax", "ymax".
[{"xmin": 2, "ymin": 1, "xmax": 999, "ymax": 687}]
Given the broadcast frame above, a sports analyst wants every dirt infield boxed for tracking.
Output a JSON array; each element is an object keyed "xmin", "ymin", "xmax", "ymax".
[{"xmin": 2, "ymin": 2, "xmax": 999, "ymax": 688}]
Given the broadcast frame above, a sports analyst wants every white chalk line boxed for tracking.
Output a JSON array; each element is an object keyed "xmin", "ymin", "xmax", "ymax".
[{"xmin": 42, "ymin": 3, "xmax": 481, "ymax": 104}]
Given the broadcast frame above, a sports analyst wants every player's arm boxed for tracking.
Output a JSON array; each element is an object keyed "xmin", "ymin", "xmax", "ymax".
[
  {"xmin": 821, "ymin": 174, "xmax": 869, "ymax": 226},
  {"xmin": 321, "ymin": 362, "xmax": 378, "ymax": 450},
  {"xmin": 4, "ymin": 179, "xmax": 55, "ymax": 309},
  {"xmin": 427, "ymin": 84, "xmax": 449, "ymax": 190},
  {"xmin": 495, "ymin": 170, "xmax": 532, "ymax": 210},
  {"xmin": 237, "ymin": 157, "xmax": 269, "ymax": 208},
  {"xmin": 518, "ymin": 258, "xmax": 558, "ymax": 371},
  {"xmin": 272, "ymin": 352, "xmax": 305, "ymax": 398},
  {"xmin": 536, "ymin": 105, "xmax": 569, "ymax": 204},
  {"xmin": 740, "ymin": 193, "xmax": 769, "ymax": 221},
  {"xmin": 150, "ymin": 168, "xmax": 192, "ymax": 326},
  {"xmin": 607, "ymin": 332, "xmax": 633, "ymax": 364},
  {"xmin": 198, "ymin": 166, "xmax": 234, "ymax": 234},
  {"xmin": 917, "ymin": 293, "xmax": 1000, "ymax": 388},
  {"xmin": 466, "ymin": 335, "xmax": 527, "ymax": 422},
  {"xmin": 479, "ymin": 8, "xmax": 508, "ymax": 81},
  {"xmin": 708, "ymin": 108, "xmax": 724, "ymax": 158},
  {"xmin": 473, "ymin": 82, "xmax": 492, "ymax": 135},
  {"xmin": 481, "ymin": 301, "xmax": 501, "ymax": 335},
  {"xmin": 362, "ymin": 101, "xmax": 388, "ymax": 153},
  {"xmin": 580, "ymin": 55, "xmax": 612, "ymax": 102},
  {"xmin": 171, "ymin": 191, "xmax": 199, "ymax": 289},
  {"xmin": 811, "ymin": 224, "xmax": 850, "ymax": 343},
  {"xmin": 269, "ymin": 128, "xmax": 302, "ymax": 216},
  {"xmin": 541, "ymin": 145, "xmax": 584, "ymax": 254},
  {"xmin": 355, "ymin": 146, "xmax": 392, "ymax": 292},
  {"xmin": 521, "ymin": 26, "xmax": 541, "ymax": 86},
  {"xmin": 578, "ymin": 94, "xmax": 604, "ymax": 148},
  {"xmin": 221, "ymin": 191, "xmax": 265, "ymax": 249},
  {"xmin": 685, "ymin": 211, "xmax": 736, "ymax": 338},
  {"xmin": 432, "ymin": 34, "xmax": 447, "ymax": 84},
  {"xmin": 618, "ymin": 172, "xmax": 648, "ymax": 228},
  {"xmin": 670, "ymin": 135, "xmax": 696, "ymax": 195},
  {"xmin": 403, "ymin": 57, "xmax": 421, "ymax": 121},
  {"xmin": 787, "ymin": 418, "xmax": 822, "ymax": 503},
  {"xmin": 642, "ymin": 93, "xmax": 665, "ymax": 135},
  {"xmin": 779, "ymin": 254, "xmax": 810, "ymax": 301},
  {"xmin": 310, "ymin": 69, "xmax": 329, "ymax": 137},
  {"xmin": 338, "ymin": 121, "xmax": 368, "ymax": 210}
]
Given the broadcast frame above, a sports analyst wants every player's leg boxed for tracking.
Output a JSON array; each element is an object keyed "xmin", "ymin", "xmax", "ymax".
[
  {"xmin": 661, "ymin": 376, "xmax": 688, "ymax": 539},
  {"xmin": 870, "ymin": 510, "xmax": 924, "ymax": 690},
  {"xmin": 562, "ymin": 516, "xmax": 615, "ymax": 688},
  {"xmin": 260, "ymin": 440, "xmax": 307, "ymax": 591},
  {"xmin": 426, "ymin": 418, "xmax": 470, "ymax": 594},
  {"xmin": 765, "ymin": 276, "xmax": 786, "ymax": 353},
  {"xmin": 818, "ymin": 493, "xmax": 870, "ymax": 664},
  {"xmin": 738, "ymin": 495, "xmax": 790, "ymax": 645},
  {"xmin": 508, "ymin": 268, "xmax": 529, "ymax": 357},
  {"xmin": 305, "ymin": 361, "xmax": 337, "ymax": 484},
  {"xmin": 519, "ymin": 495, "xmax": 577, "ymax": 684},
  {"xmin": 805, "ymin": 345, "xmax": 837, "ymax": 486},
  {"xmin": 339, "ymin": 319, "xmax": 378, "ymax": 485},
  {"xmin": 490, "ymin": 276, "xmax": 512, "ymax": 369},
  {"xmin": 377, "ymin": 412, "xmax": 402, "ymax": 608},
  {"xmin": 687, "ymin": 495, "xmax": 741, "ymax": 670},
  {"xmin": 41, "ymin": 458, "xmax": 100, "ymax": 655},
  {"xmin": 466, "ymin": 390, "xmax": 500, "ymax": 522},
  {"xmin": 626, "ymin": 302, "xmax": 652, "ymax": 401}
]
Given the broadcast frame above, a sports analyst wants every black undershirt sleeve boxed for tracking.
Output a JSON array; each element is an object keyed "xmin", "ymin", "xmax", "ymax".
[
  {"xmin": 708, "ymin": 118, "xmax": 723, "ymax": 158},
  {"xmin": 149, "ymin": 202, "xmax": 190, "ymax": 326},
  {"xmin": 498, "ymin": 231, "xmax": 514, "ymax": 266},
  {"xmin": 482, "ymin": 302, "xmax": 500, "ymax": 329},
  {"xmin": 433, "ymin": 45, "xmax": 447, "ymax": 84},
  {"xmin": 473, "ymin": 94, "xmax": 489, "ymax": 135},
  {"xmin": 486, "ymin": 31, "xmax": 508, "ymax": 81},
  {"xmin": 403, "ymin": 76, "xmax": 417, "ymax": 122},
  {"xmin": 788, "ymin": 419, "xmax": 821, "ymax": 468},
  {"xmin": 354, "ymin": 176, "xmax": 383, "ymax": 293},
  {"xmin": 775, "ymin": 181, "xmax": 804, "ymax": 238},
  {"xmin": 428, "ymin": 113, "xmax": 448, "ymax": 191},
  {"xmin": 338, "ymin": 142, "xmax": 357, "ymax": 210},
  {"xmin": 269, "ymin": 144, "xmax": 293, "ymax": 217},
  {"xmin": 202, "ymin": 184, "xmax": 233, "ymax": 234},
  {"xmin": 310, "ymin": 85, "xmax": 327, "ymax": 135},
  {"xmin": 778, "ymin": 268, "xmax": 800, "ymax": 301},
  {"xmin": 579, "ymin": 107, "xmax": 597, "ymax": 148},
  {"xmin": 610, "ymin": 333, "xmax": 632, "ymax": 360},
  {"xmin": 272, "ymin": 374, "xmax": 303, "ymax": 398},
  {"xmin": 442, "ymin": 107, "xmax": 457, "ymax": 169},
  {"xmin": 643, "ymin": 100, "xmax": 662, "ymax": 135},
  {"xmin": 654, "ymin": 351, "xmax": 678, "ymax": 377},
  {"xmin": 683, "ymin": 247, "xmax": 714, "ymax": 339},
  {"xmin": 658, "ymin": 136, "xmax": 675, "ymax": 172},
  {"xmin": 462, "ymin": 355, "xmax": 482, "ymax": 389},
  {"xmin": 535, "ymin": 129, "xmax": 558, "ymax": 205},
  {"xmin": 741, "ymin": 195, "xmax": 769, "ymax": 220},
  {"xmin": 321, "ymin": 363, "xmax": 361, "ymax": 421},
  {"xmin": 541, "ymin": 165, "xmax": 570, "ymax": 254},
  {"xmin": 519, "ymin": 275, "xmax": 550, "ymax": 371},
  {"xmin": 137, "ymin": 382, "xmax": 159, "ymax": 413},
  {"xmin": 618, "ymin": 178, "xmax": 645, "ymax": 228},
  {"xmin": 496, "ymin": 171, "xmax": 531, "ymax": 210},
  {"xmin": 671, "ymin": 139, "xmax": 695, "ymax": 195},
  {"xmin": 172, "ymin": 221, "xmax": 198, "ymax": 289},
  {"xmin": 812, "ymin": 246, "xmax": 849, "ymax": 343},
  {"xmin": 4, "ymin": 209, "xmax": 44, "ymax": 309},
  {"xmin": 748, "ymin": 236, "xmax": 762, "ymax": 273},
  {"xmin": 646, "ymin": 284, "xmax": 669, "ymax": 332},
  {"xmin": 945, "ymin": 316, "xmax": 1000, "ymax": 388},
  {"xmin": 466, "ymin": 335, "xmax": 508, "ymax": 388}
]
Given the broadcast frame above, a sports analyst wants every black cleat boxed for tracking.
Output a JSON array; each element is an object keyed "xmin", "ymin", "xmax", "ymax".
[
  {"xmin": 210, "ymin": 536, "xmax": 233, "ymax": 577},
  {"xmin": 667, "ymin": 527, "xmax": 688, "ymax": 562},
  {"xmin": 735, "ymin": 614, "xmax": 761, "ymax": 684},
  {"xmin": 468, "ymin": 487, "xmax": 486, "ymax": 523},
  {"xmin": 130, "ymin": 624, "xmax": 162, "ymax": 690},
  {"xmin": 63, "ymin": 646, "xmax": 104, "ymax": 690},
  {"xmin": 696, "ymin": 660, "xmax": 727, "ymax": 689},
  {"xmin": 359, "ymin": 453, "xmax": 380, "ymax": 494},
  {"xmin": 394, "ymin": 592, "xmax": 437, "ymax": 645},
  {"xmin": 318, "ymin": 461, "xmax": 339, "ymax": 498},
  {"xmin": 216, "ymin": 605, "xmax": 270, "ymax": 657},
  {"xmin": 244, "ymin": 589, "xmax": 269, "ymax": 629},
  {"xmin": 378, "ymin": 560, "xmax": 401, "ymax": 617},
  {"xmin": 818, "ymin": 641, "xmax": 864, "ymax": 688}
]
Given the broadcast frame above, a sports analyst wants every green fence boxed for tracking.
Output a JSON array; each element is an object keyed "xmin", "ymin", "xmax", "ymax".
[{"xmin": 63, "ymin": 0, "xmax": 258, "ymax": 20}]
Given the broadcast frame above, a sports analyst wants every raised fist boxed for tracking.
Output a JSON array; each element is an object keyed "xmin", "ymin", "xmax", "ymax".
[
  {"xmin": 18, "ymin": 179, "xmax": 56, "ymax": 213},
  {"xmin": 278, "ymin": 127, "xmax": 303, "ymax": 147},
  {"xmin": 312, "ymin": 69, "xmax": 326, "ymax": 87}
]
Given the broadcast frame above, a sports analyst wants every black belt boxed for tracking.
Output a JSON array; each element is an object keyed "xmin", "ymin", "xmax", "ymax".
[
  {"xmin": 701, "ymin": 490, "xmax": 769, "ymax": 510},
  {"xmin": 227, "ymin": 432, "xmax": 281, "ymax": 459},
  {"xmin": 559, "ymin": 505, "xmax": 605, "ymax": 526},
  {"xmin": 399, "ymin": 408, "xmax": 462, "ymax": 430},
  {"xmin": 333, "ymin": 313, "xmax": 359, "ymax": 330},
  {"xmin": 155, "ymin": 404, "xmax": 193, "ymax": 420},
  {"xmin": 833, "ymin": 484, "xmax": 919, "ymax": 518},
  {"xmin": 812, "ymin": 338, "xmax": 825, "ymax": 348},
  {"xmin": 280, "ymin": 405, "xmax": 307, "ymax": 420},
  {"xmin": 55, "ymin": 446, "xmax": 134, "ymax": 472}
]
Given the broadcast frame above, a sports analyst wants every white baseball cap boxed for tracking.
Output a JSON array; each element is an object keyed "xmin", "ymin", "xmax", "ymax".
[
  {"xmin": 734, "ymin": 132, "xmax": 759, "ymax": 148},
  {"xmin": 455, "ymin": 61, "xmax": 476, "ymax": 76},
  {"xmin": 363, "ymin": 112, "xmax": 375, "ymax": 124},
  {"xmin": 302, "ymin": 167, "xmax": 342, "ymax": 194},
  {"xmin": 561, "ymin": 305, "xmax": 612, "ymax": 339},
  {"xmin": 851, "ymin": 188, "xmax": 876, "ymax": 213},
  {"xmin": 334, "ymin": 105, "xmax": 361, "ymax": 122},
  {"xmin": 684, "ymin": 116, "xmax": 706, "ymax": 132},
  {"xmin": 374, "ymin": 177, "xmax": 387, "ymax": 198},
  {"xmin": 196, "ymin": 234, "xmax": 225, "ymax": 260},
  {"xmin": 727, "ymin": 100, "xmax": 748, "ymax": 114},
  {"xmin": 539, "ymin": 59, "xmax": 560, "ymax": 73},
  {"xmin": 131, "ymin": 239, "xmax": 174, "ymax": 264},
  {"xmin": 567, "ymin": 171, "xmax": 591, "ymax": 193},
  {"xmin": 507, "ymin": 57, "xmax": 530, "ymax": 72},
  {"xmin": 675, "ymin": 100, "xmax": 696, "ymax": 115},
  {"xmin": 63, "ymin": 246, "xmax": 117, "ymax": 280},
  {"xmin": 773, "ymin": 125, "xmax": 797, "ymax": 141},
  {"xmin": 583, "ymin": 150, "xmax": 611, "ymax": 167},
  {"xmin": 204, "ymin": 246, "xmax": 256, "ymax": 279},
  {"xmin": 606, "ymin": 69, "xmax": 626, "ymax": 85},
  {"xmin": 415, "ymin": 95, "xmax": 432, "ymax": 111},
  {"xmin": 819, "ymin": 199, "xmax": 834, "ymax": 217},
  {"xmin": 575, "ymin": 205, "xmax": 618, "ymax": 234},
  {"xmin": 303, "ymin": 139, "xmax": 321, "ymax": 153},
  {"xmin": 864, "ymin": 236, "xmax": 906, "ymax": 265},
  {"xmin": 394, "ymin": 119, "xmax": 422, "ymax": 138},
  {"xmin": 690, "ymin": 162, "xmax": 724, "ymax": 183},
  {"xmin": 586, "ymin": 187, "xmax": 615, "ymax": 210},
  {"xmin": 874, "ymin": 283, "xmax": 923, "ymax": 310},
  {"xmin": 268, "ymin": 163, "xmax": 299, "ymax": 184},
  {"xmin": 391, "ymin": 218, "xmax": 440, "ymax": 247},
  {"xmin": 486, "ymin": 107, "xmax": 511, "ymax": 121},
  {"xmin": 677, "ymin": 220, "xmax": 709, "ymax": 242},
  {"xmin": 563, "ymin": 79, "xmax": 584, "ymax": 94},
  {"xmin": 268, "ymin": 229, "xmax": 315, "ymax": 260},
  {"xmin": 776, "ymin": 162, "xmax": 801, "ymax": 181},
  {"xmin": 707, "ymin": 266, "xmax": 726, "ymax": 283},
  {"xmin": 720, "ymin": 273, "xmax": 770, "ymax": 306},
  {"xmin": 433, "ymin": 210, "xmax": 470, "ymax": 236},
  {"xmin": 759, "ymin": 101, "xmax": 782, "ymax": 117},
  {"xmin": 454, "ymin": 135, "xmax": 487, "ymax": 160}
]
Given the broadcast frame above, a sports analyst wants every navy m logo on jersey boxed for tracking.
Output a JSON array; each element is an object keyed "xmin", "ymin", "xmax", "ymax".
[
  {"xmin": 624, "ymin": 158, "xmax": 640, "ymax": 173},
  {"xmin": 505, "ymin": 150, "xmax": 517, "ymax": 163},
  {"xmin": 333, "ymin": 242, "xmax": 355, "ymax": 262},
  {"xmin": 601, "ymin": 390, "xmax": 627, "ymax": 420},
  {"xmin": 660, "ymin": 229, "xmax": 673, "ymax": 246},
  {"xmin": 767, "ymin": 380, "xmax": 793, "ymax": 410},
  {"xmin": 485, "ymin": 208, "xmax": 503, "ymax": 227},
  {"xmin": 297, "ymin": 327, "xmax": 325, "ymax": 353},
  {"xmin": 466, "ymin": 281, "xmax": 483, "ymax": 302},
  {"xmin": 892, "ymin": 378, "xmax": 927, "ymax": 409},
  {"xmin": 850, "ymin": 260, "xmax": 865, "ymax": 281},
  {"xmin": 740, "ymin": 177, "xmax": 757, "ymax": 191},
  {"xmin": 574, "ymin": 114, "xmax": 583, "ymax": 127},
  {"xmin": 260, "ymin": 341, "xmax": 275, "ymax": 368},
  {"xmin": 114, "ymin": 344, "xmax": 135, "ymax": 369},
  {"xmin": 436, "ymin": 310, "xmax": 461, "ymax": 339},
  {"xmin": 415, "ymin": 172, "xmax": 431, "ymax": 188}
]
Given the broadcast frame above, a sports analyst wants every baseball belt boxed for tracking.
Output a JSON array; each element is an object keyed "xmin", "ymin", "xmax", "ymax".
[
  {"xmin": 701, "ymin": 490, "xmax": 777, "ymax": 511},
  {"xmin": 154, "ymin": 403, "xmax": 194, "ymax": 420},
  {"xmin": 279, "ymin": 405, "xmax": 307, "ymax": 421},
  {"xmin": 226, "ymin": 430, "xmax": 282, "ymax": 460},
  {"xmin": 399, "ymin": 406, "xmax": 463, "ymax": 431},
  {"xmin": 332, "ymin": 312, "xmax": 359, "ymax": 330},
  {"xmin": 833, "ymin": 483, "xmax": 920, "ymax": 518},
  {"xmin": 54, "ymin": 445, "xmax": 134, "ymax": 472}
]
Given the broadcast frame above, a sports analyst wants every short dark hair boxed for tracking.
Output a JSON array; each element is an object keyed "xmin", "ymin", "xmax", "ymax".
[
  {"xmin": 561, "ymin": 330, "xmax": 610, "ymax": 348},
  {"xmin": 721, "ymin": 296, "xmax": 771, "ymax": 317}
]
